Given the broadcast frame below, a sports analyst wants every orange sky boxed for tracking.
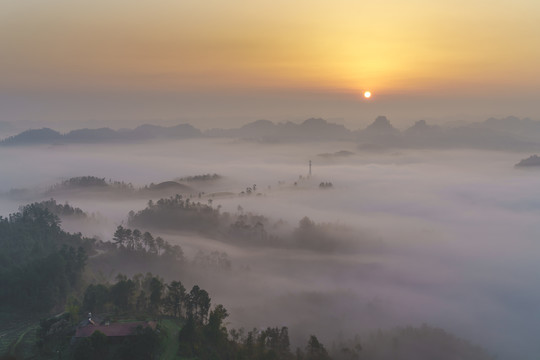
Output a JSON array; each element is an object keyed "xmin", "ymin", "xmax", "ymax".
[{"xmin": 1, "ymin": 0, "xmax": 540, "ymax": 129}]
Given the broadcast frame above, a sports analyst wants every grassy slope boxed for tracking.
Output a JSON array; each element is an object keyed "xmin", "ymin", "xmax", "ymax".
[
  {"xmin": 0, "ymin": 314, "xmax": 38, "ymax": 358},
  {"xmin": 160, "ymin": 318, "xmax": 184, "ymax": 360}
]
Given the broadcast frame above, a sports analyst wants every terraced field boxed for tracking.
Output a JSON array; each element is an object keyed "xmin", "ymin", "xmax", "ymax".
[{"xmin": 0, "ymin": 315, "xmax": 38, "ymax": 358}]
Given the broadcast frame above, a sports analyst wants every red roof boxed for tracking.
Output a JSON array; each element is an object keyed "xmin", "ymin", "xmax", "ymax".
[{"xmin": 75, "ymin": 321, "xmax": 157, "ymax": 337}]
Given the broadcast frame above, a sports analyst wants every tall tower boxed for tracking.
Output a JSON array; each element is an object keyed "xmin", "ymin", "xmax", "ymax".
[{"xmin": 309, "ymin": 160, "xmax": 312, "ymax": 177}]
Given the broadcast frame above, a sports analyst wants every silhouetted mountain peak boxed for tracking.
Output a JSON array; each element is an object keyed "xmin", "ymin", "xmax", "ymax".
[
  {"xmin": 364, "ymin": 116, "xmax": 398, "ymax": 134},
  {"xmin": 405, "ymin": 120, "xmax": 441, "ymax": 134},
  {"xmin": 1, "ymin": 128, "xmax": 63, "ymax": 145}
]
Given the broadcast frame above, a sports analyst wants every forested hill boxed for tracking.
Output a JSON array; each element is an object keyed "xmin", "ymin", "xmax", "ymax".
[
  {"xmin": 0, "ymin": 201, "xmax": 498, "ymax": 360},
  {"xmin": 0, "ymin": 204, "xmax": 92, "ymax": 312}
]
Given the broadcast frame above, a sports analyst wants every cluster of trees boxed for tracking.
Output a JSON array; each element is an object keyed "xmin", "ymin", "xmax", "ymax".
[
  {"xmin": 59, "ymin": 176, "xmax": 108, "ymax": 188},
  {"xmin": 0, "ymin": 204, "xmax": 91, "ymax": 312},
  {"xmin": 30, "ymin": 198, "xmax": 87, "ymax": 218},
  {"xmin": 129, "ymin": 195, "xmax": 279, "ymax": 245},
  {"xmin": 78, "ymin": 274, "xmax": 332, "ymax": 360},
  {"xmin": 128, "ymin": 195, "xmax": 220, "ymax": 233},
  {"xmin": 293, "ymin": 217, "xmax": 355, "ymax": 253},
  {"xmin": 128, "ymin": 195, "xmax": 362, "ymax": 253},
  {"xmin": 228, "ymin": 213, "xmax": 270, "ymax": 243},
  {"xmin": 46, "ymin": 176, "xmax": 136, "ymax": 195},
  {"xmin": 240, "ymin": 184, "xmax": 258, "ymax": 195},
  {"xmin": 178, "ymin": 173, "xmax": 222, "ymax": 182},
  {"xmin": 179, "ymin": 318, "xmax": 331, "ymax": 360},
  {"xmin": 82, "ymin": 273, "xmax": 210, "ymax": 320},
  {"xmin": 319, "ymin": 182, "xmax": 333, "ymax": 188},
  {"xmin": 112, "ymin": 225, "xmax": 183, "ymax": 260}
]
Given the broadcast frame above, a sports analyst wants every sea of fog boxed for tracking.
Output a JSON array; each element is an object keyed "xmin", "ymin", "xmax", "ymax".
[{"xmin": 1, "ymin": 139, "xmax": 539, "ymax": 359}]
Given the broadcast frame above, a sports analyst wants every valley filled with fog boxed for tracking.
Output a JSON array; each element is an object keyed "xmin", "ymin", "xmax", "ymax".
[{"xmin": 1, "ymin": 138, "xmax": 539, "ymax": 359}]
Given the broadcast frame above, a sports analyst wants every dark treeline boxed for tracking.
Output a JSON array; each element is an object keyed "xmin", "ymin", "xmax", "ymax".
[
  {"xmin": 0, "ymin": 204, "xmax": 91, "ymax": 312},
  {"xmin": 111, "ymin": 225, "xmax": 183, "ymax": 260},
  {"xmin": 3, "ymin": 175, "xmax": 220, "ymax": 201},
  {"xmin": 128, "ymin": 195, "xmax": 221, "ymax": 235},
  {"xmin": 177, "ymin": 173, "xmax": 222, "ymax": 182},
  {"xmin": 0, "ymin": 201, "xmax": 496, "ymax": 360},
  {"xmin": 88, "ymin": 225, "xmax": 189, "ymax": 282},
  {"xmin": 46, "ymin": 176, "xmax": 135, "ymax": 194},
  {"xmin": 30, "ymin": 198, "xmax": 87, "ymax": 218},
  {"xmin": 129, "ymin": 195, "xmax": 373, "ymax": 253},
  {"xmin": 40, "ymin": 273, "xmax": 331, "ymax": 360},
  {"xmin": 81, "ymin": 274, "xmax": 209, "ymax": 321}
]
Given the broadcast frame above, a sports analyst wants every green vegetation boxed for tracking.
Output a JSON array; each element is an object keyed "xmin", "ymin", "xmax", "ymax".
[
  {"xmin": 0, "ymin": 200, "xmax": 495, "ymax": 360},
  {"xmin": 129, "ymin": 195, "xmax": 366, "ymax": 253},
  {"xmin": 129, "ymin": 195, "xmax": 220, "ymax": 234},
  {"xmin": 47, "ymin": 176, "xmax": 135, "ymax": 194},
  {"xmin": 0, "ymin": 204, "xmax": 90, "ymax": 312},
  {"xmin": 30, "ymin": 199, "xmax": 87, "ymax": 218}
]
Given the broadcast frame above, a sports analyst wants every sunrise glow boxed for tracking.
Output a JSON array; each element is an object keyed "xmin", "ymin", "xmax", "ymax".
[{"xmin": 2, "ymin": 0, "xmax": 540, "ymax": 126}]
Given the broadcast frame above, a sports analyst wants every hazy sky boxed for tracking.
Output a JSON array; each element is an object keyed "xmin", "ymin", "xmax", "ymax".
[{"xmin": 1, "ymin": 0, "xmax": 540, "ymax": 130}]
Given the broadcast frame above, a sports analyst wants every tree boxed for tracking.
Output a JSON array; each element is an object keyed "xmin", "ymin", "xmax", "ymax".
[
  {"xmin": 148, "ymin": 277, "xmax": 164, "ymax": 314},
  {"xmin": 305, "ymin": 335, "xmax": 330, "ymax": 360},
  {"xmin": 143, "ymin": 232, "xmax": 156, "ymax": 254},
  {"xmin": 132, "ymin": 229, "xmax": 143, "ymax": 251},
  {"xmin": 110, "ymin": 276, "xmax": 135, "ymax": 312},
  {"xmin": 163, "ymin": 281, "xmax": 186, "ymax": 317},
  {"xmin": 83, "ymin": 284, "xmax": 110, "ymax": 313},
  {"xmin": 113, "ymin": 225, "xmax": 127, "ymax": 247},
  {"xmin": 186, "ymin": 285, "xmax": 211, "ymax": 323},
  {"xmin": 178, "ymin": 315, "xmax": 198, "ymax": 357},
  {"xmin": 125, "ymin": 229, "xmax": 133, "ymax": 250},
  {"xmin": 205, "ymin": 304, "xmax": 229, "ymax": 343},
  {"xmin": 155, "ymin": 237, "xmax": 164, "ymax": 255},
  {"xmin": 65, "ymin": 296, "xmax": 81, "ymax": 324}
]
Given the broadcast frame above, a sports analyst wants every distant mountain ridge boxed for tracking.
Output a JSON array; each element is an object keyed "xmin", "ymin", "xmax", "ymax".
[
  {"xmin": 515, "ymin": 154, "xmax": 540, "ymax": 167},
  {"xmin": 1, "ymin": 123, "xmax": 201, "ymax": 145},
  {"xmin": 2, "ymin": 116, "xmax": 540, "ymax": 151},
  {"xmin": 206, "ymin": 117, "xmax": 353, "ymax": 141}
]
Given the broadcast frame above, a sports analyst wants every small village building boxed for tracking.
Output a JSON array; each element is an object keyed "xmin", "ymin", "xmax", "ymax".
[{"xmin": 75, "ymin": 321, "xmax": 157, "ymax": 338}]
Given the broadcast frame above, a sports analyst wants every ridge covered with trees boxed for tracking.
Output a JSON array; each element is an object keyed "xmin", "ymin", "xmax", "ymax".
[
  {"xmin": 0, "ymin": 199, "xmax": 496, "ymax": 360},
  {"xmin": 128, "ymin": 195, "xmax": 369, "ymax": 253}
]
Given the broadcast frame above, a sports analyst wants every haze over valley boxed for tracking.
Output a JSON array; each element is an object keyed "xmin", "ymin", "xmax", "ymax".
[
  {"xmin": 3, "ymin": 0, "xmax": 540, "ymax": 358},
  {"xmin": 2, "ymin": 131, "xmax": 540, "ymax": 359}
]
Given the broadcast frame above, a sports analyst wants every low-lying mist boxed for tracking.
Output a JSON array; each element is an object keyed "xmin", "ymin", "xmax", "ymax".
[{"xmin": 1, "ymin": 138, "xmax": 539, "ymax": 359}]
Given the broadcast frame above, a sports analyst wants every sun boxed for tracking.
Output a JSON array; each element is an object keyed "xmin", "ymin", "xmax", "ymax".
[{"xmin": 363, "ymin": 91, "xmax": 372, "ymax": 99}]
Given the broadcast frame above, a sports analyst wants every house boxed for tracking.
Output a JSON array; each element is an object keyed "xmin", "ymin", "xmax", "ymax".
[{"xmin": 75, "ymin": 320, "xmax": 157, "ymax": 338}]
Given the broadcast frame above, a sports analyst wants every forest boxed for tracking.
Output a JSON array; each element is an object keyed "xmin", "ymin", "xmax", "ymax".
[{"xmin": 0, "ymin": 195, "xmax": 496, "ymax": 359}]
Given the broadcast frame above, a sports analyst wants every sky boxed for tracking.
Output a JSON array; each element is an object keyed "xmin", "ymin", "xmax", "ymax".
[{"xmin": 1, "ymin": 0, "xmax": 540, "ymax": 130}]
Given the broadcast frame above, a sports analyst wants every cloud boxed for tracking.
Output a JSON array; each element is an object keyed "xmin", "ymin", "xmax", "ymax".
[{"xmin": 1, "ymin": 139, "xmax": 539, "ymax": 358}]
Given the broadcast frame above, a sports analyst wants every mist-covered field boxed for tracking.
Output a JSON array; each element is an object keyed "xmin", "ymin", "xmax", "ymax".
[{"xmin": 1, "ymin": 138, "xmax": 539, "ymax": 359}]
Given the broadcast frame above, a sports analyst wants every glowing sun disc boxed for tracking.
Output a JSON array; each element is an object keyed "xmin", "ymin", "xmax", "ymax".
[{"xmin": 363, "ymin": 91, "xmax": 372, "ymax": 99}]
